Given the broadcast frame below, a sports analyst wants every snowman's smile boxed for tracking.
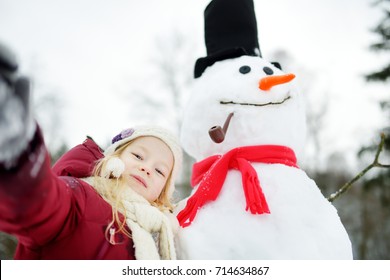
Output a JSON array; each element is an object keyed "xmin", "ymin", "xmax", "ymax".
[{"xmin": 220, "ymin": 95, "xmax": 291, "ymax": 107}]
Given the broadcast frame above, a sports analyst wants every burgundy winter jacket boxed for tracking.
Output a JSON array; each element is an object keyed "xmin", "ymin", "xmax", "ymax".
[{"xmin": 0, "ymin": 127, "xmax": 135, "ymax": 259}]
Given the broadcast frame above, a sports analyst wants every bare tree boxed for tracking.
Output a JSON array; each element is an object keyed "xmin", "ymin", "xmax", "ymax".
[
  {"xmin": 25, "ymin": 57, "xmax": 67, "ymax": 156},
  {"xmin": 119, "ymin": 30, "xmax": 200, "ymax": 200},
  {"xmin": 150, "ymin": 31, "xmax": 199, "ymax": 199}
]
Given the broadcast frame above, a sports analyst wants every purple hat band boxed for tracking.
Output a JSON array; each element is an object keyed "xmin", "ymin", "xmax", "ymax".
[{"xmin": 111, "ymin": 128, "xmax": 135, "ymax": 144}]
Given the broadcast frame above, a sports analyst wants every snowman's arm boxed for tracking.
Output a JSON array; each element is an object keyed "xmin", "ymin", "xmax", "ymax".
[{"xmin": 328, "ymin": 133, "xmax": 390, "ymax": 202}]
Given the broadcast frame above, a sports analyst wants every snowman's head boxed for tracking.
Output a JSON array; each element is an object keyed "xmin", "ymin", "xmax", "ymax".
[{"xmin": 180, "ymin": 55, "xmax": 306, "ymax": 160}]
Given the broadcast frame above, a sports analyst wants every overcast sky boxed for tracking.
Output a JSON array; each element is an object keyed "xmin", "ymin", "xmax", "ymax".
[{"xmin": 0, "ymin": 0, "xmax": 388, "ymax": 170}]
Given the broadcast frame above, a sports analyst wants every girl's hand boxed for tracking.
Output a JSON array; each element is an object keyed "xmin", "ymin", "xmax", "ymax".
[{"xmin": 0, "ymin": 42, "xmax": 35, "ymax": 168}]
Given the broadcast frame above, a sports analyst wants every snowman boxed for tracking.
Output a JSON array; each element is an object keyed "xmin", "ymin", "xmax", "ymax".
[{"xmin": 175, "ymin": 0, "xmax": 353, "ymax": 259}]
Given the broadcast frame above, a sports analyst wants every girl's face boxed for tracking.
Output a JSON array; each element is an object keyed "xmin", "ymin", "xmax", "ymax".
[{"xmin": 119, "ymin": 136, "xmax": 174, "ymax": 202}]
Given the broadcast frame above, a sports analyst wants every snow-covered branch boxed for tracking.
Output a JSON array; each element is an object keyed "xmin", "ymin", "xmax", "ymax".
[{"xmin": 327, "ymin": 133, "xmax": 390, "ymax": 202}]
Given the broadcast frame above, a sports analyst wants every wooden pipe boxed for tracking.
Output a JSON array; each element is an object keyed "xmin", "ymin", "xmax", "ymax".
[{"xmin": 209, "ymin": 112, "xmax": 234, "ymax": 143}]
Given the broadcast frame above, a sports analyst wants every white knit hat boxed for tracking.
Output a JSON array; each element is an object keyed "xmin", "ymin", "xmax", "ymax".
[{"xmin": 104, "ymin": 126, "xmax": 183, "ymax": 198}]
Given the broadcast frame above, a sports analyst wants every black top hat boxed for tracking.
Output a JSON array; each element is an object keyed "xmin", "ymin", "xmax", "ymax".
[{"xmin": 194, "ymin": 0, "xmax": 261, "ymax": 78}]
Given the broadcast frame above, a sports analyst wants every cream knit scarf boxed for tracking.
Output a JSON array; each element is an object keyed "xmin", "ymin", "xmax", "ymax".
[
  {"xmin": 121, "ymin": 187, "xmax": 177, "ymax": 260},
  {"xmin": 83, "ymin": 177, "xmax": 177, "ymax": 260}
]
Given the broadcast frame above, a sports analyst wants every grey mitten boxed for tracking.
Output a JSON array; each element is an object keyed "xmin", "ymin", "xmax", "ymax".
[{"xmin": 0, "ymin": 42, "xmax": 35, "ymax": 167}]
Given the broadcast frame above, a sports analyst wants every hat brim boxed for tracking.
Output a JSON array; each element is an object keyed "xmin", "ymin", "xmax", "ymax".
[{"xmin": 194, "ymin": 47, "xmax": 250, "ymax": 78}]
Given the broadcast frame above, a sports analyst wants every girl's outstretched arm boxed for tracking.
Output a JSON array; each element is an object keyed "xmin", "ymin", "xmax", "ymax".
[{"xmin": 0, "ymin": 42, "xmax": 85, "ymax": 250}]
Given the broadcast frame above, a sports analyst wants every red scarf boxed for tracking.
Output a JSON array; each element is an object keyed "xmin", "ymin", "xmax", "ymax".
[{"xmin": 177, "ymin": 145, "xmax": 298, "ymax": 228}]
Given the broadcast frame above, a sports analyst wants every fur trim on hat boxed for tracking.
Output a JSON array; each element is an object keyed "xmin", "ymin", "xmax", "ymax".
[{"xmin": 102, "ymin": 157, "xmax": 125, "ymax": 178}]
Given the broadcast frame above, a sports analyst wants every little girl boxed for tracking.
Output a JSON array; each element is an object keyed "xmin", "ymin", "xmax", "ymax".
[{"xmin": 0, "ymin": 42, "xmax": 182, "ymax": 260}]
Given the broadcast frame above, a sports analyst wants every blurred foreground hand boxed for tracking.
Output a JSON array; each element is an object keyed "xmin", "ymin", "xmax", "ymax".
[{"xmin": 0, "ymin": 42, "xmax": 35, "ymax": 168}]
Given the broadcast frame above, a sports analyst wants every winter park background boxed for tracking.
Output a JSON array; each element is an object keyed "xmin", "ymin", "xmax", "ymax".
[{"xmin": 0, "ymin": 0, "xmax": 389, "ymax": 259}]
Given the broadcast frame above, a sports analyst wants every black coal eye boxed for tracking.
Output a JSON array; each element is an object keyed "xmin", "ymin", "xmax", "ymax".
[
  {"xmin": 271, "ymin": 62, "xmax": 282, "ymax": 70},
  {"xmin": 239, "ymin": 65, "xmax": 251, "ymax": 74},
  {"xmin": 263, "ymin": 67, "xmax": 274, "ymax": 75}
]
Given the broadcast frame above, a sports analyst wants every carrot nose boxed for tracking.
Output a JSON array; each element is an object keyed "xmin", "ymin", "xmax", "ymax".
[{"xmin": 259, "ymin": 73, "xmax": 295, "ymax": 91}]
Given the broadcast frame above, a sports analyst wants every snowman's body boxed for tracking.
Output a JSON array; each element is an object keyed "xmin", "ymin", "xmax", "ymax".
[
  {"xmin": 177, "ymin": 164, "xmax": 352, "ymax": 259},
  {"xmin": 175, "ymin": 55, "xmax": 353, "ymax": 259}
]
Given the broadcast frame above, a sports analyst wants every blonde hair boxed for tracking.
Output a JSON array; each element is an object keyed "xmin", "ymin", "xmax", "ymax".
[{"xmin": 91, "ymin": 139, "xmax": 175, "ymax": 241}]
